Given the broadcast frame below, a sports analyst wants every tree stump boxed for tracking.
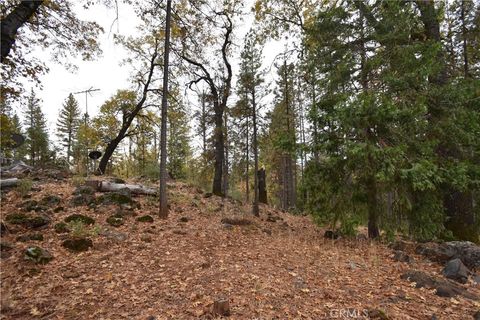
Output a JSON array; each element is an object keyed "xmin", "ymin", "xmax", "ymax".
[{"xmin": 212, "ymin": 298, "xmax": 230, "ymax": 316}]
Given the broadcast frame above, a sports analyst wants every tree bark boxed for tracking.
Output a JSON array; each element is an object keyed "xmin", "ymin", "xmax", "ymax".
[
  {"xmin": 159, "ymin": 0, "xmax": 172, "ymax": 218},
  {"xmin": 252, "ymin": 85, "xmax": 259, "ymax": 216},
  {"xmin": 0, "ymin": 0, "xmax": 43, "ymax": 63}
]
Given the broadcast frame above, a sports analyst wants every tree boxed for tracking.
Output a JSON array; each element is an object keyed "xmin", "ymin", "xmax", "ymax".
[
  {"xmin": 0, "ymin": 0, "xmax": 103, "ymax": 103},
  {"xmin": 167, "ymin": 92, "xmax": 191, "ymax": 180},
  {"xmin": 23, "ymin": 89, "xmax": 49, "ymax": 166},
  {"xmin": 95, "ymin": 36, "xmax": 161, "ymax": 175},
  {"xmin": 159, "ymin": 0, "xmax": 172, "ymax": 218},
  {"xmin": 56, "ymin": 93, "xmax": 81, "ymax": 164},
  {"xmin": 237, "ymin": 30, "xmax": 265, "ymax": 215},
  {"xmin": 175, "ymin": 1, "xmax": 239, "ymax": 196}
]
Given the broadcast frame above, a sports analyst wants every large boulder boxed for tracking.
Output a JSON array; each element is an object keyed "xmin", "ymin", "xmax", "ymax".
[
  {"xmin": 401, "ymin": 270, "xmax": 476, "ymax": 299},
  {"xmin": 442, "ymin": 258, "xmax": 470, "ymax": 284},
  {"xmin": 416, "ymin": 241, "xmax": 480, "ymax": 270},
  {"xmin": 97, "ymin": 189, "xmax": 134, "ymax": 206}
]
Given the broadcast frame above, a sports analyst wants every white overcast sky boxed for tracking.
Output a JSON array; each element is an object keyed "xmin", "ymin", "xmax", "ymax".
[{"xmin": 22, "ymin": 1, "xmax": 289, "ymax": 137}]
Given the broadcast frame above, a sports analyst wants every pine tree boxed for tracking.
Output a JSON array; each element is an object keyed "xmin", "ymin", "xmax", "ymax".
[
  {"xmin": 24, "ymin": 89, "xmax": 49, "ymax": 166},
  {"xmin": 56, "ymin": 93, "xmax": 81, "ymax": 164}
]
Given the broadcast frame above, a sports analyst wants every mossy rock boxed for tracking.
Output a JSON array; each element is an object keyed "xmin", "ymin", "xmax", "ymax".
[
  {"xmin": 106, "ymin": 214, "xmax": 124, "ymax": 227},
  {"xmin": 62, "ymin": 237, "xmax": 93, "ymax": 252},
  {"xmin": 26, "ymin": 215, "xmax": 50, "ymax": 228},
  {"xmin": 64, "ymin": 214, "xmax": 95, "ymax": 225},
  {"xmin": 24, "ymin": 246, "xmax": 53, "ymax": 264},
  {"xmin": 136, "ymin": 215, "xmax": 154, "ymax": 223},
  {"xmin": 54, "ymin": 222, "xmax": 69, "ymax": 234},
  {"xmin": 73, "ymin": 186, "xmax": 95, "ymax": 196},
  {"xmin": 70, "ymin": 194, "xmax": 95, "ymax": 207},
  {"xmin": 97, "ymin": 190, "xmax": 133, "ymax": 206},
  {"xmin": 40, "ymin": 195, "xmax": 61, "ymax": 207},
  {"xmin": 20, "ymin": 200, "xmax": 38, "ymax": 212},
  {"xmin": 6, "ymin": 213, "xmax": 29, "ymax": 225},
  {"xmin": 16, "ymin": 233, "xmax": 44, "ymax": 242}
]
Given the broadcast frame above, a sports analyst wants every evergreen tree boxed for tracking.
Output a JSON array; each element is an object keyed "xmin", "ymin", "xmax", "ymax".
[
  {"xmin": 56, "ymin": 93, "xmax": 81, "ymax": 164},
  {"xmin": 23, "ymin": 89, "xmax": 49, "ymax": 166}
]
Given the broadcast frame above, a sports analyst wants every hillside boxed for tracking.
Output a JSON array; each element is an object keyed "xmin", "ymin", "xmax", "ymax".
[{"xmin": 0, "ymin": 178, "xmax": 479, "ymax": 319}]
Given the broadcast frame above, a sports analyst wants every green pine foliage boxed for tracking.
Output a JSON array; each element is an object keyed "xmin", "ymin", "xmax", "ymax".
[{"xmin": 56, "ymin": 93, "xmax": 82, "ymax": 164}]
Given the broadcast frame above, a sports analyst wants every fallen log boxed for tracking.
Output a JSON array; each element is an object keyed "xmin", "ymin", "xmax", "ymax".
[
  {"xmin": 86, "ymin": 180, "xmax": 157, "ymax": 195},
  {"xmin": 0, "ymin": 178, "xmax": 19, "ymax": 188}
]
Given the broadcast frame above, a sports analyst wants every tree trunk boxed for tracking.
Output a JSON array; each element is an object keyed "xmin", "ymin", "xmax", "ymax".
[
  {"xmin": 252, "ymin": 86, "xmax": 259, "ymax": 216},
  {"xmin": 0, "ymin": 1, "xmax": 43, "ymax": 63},
  {"xmin": 212, "ymin": 100, "xmax": 225, "ymax": 196},
  {"xmin": 258, "ymin": 168, "xmax": 267, "ymax": 204},
  {"xmin": 245, "ymin": 113, "xmax": 250, "ymax": 203},
  {"xmin": 159, "ymin": 0, "xmax": 172, "ymax": 218}
]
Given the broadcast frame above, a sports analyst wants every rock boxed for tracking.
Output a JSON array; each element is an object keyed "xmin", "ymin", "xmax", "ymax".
[
  {"xmin": 20, "ymin": 200, "xmax": 38, "ymax": 212},
  {"xmin": 16, "ymin": 233, "xmax": 43, "ymax": 242},
  {"xmin": 106, "ymin": 214, "xmax": 124, "ymax": 227},
  {"xmin": 40, "ymin": 195, "xmax": 61, "ymax": 206},
  {"xmin": 64, "ymin": 214, "xmax": 95, "ymax": 225},
  {"xmin": 390, "ymin": 240, "xmax": 411, "ymax": 252},
  {"xmin": 393, "ymin": 251, "xmax": 412, "ymax": 263},
  {"xmin": 24, "ymin": 246, "xmax": 53, "ymax": 264},
  {"xmin": 5, "ymin": 213, "xmax": 29, "ymax": 225},
  {"xmin": 54, "ymin": 222, "xmax": 69, "ymax": 233},
  {"xmin": 401, "ymin": 270, "xmax": 475, "ymax": 299},
  {"xmin": 136, "ymin": 215, "xmax": 154, "ymax": 223},
  {"xmin": 141, "ymin": 235, "xmax": 152, "ymax": 242},
  {"xmin": 220, "ymin": 217, "xmax": 252, "ymax": 226},
  {"xmin": 26, "ymin": 215, "xmax": 50, "ymax": 229},
  {"xmin": 100, "ymin": 229, "xmax": 128, "ymax": 242},
  {"xmin": 212, "ymin": 298, "xmax": 230, "ymax": 316},
  {"xmin": 416, "ymin": 241, "xmax": 480, "ymax": 270},
  {"xmin": 70, "ymin": 193, "xmax": 95, "ymax": 207},
  {"xmin": 443, "ymin": 258, "xmax": 470, "ymax": 284},
  {"xmin": 324, "ymin": 230, "xmax": 340, "ymax": 240},
  {"xmin": 73, "ymin": 185, "xmax": 95, "ymax": 195},
  {"xmin": 111, "ymin": 177, "xmax": 126, "ymax": 184},
  {"xmin": 62, "ymin": 238, "xmax": 93, "ymax": 252},
  {"xmin": 97, "ymin": 189, "xmax": 133, "ymax": 206},
  {"xmin": 179, "ymin": 216, "xmax": 190, "ymax": 223},
  {"xmin": 415, "ymin": 242, "xmax": 456, "ymax": 264}
]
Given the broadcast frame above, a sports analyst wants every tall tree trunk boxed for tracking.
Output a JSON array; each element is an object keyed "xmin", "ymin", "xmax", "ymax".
[
  {"xmin": 159, "ymin": 0, "xmax": 172, "ymax": 218},
  {"xmin": 252, "ymin": 86, "xmax": 259, "ymax": 216},
  {"xmin": 222, "ymin": 110, "xmax": 229, "ymax": 197},
  {"xmin": 245, "ymin": 113, "xmax": 250, "ymax": 203},
  {"xmin": 0, "ymin": 0, "xmax": 43, "ymax": 63},
  {"xmin": 212, "ymin": 100, "xmax": 225, "ymax": 196}
]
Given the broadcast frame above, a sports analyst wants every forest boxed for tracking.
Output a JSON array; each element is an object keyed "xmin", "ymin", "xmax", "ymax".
[{"xmin": 1, "ymin": 0, "xmax": 480, "ymax": 319}]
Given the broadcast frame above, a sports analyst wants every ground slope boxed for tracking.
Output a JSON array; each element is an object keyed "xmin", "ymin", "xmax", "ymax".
[{"xmin": 0, "ymin": 180, "xmax": 479, "ymax": 319}]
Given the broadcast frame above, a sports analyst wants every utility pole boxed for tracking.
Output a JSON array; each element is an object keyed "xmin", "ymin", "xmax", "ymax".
[{"xmin": 73, "ymin": 87, "xmax": 100, "ymax": 176}]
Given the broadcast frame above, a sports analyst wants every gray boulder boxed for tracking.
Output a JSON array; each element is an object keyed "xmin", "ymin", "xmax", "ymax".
[{"xmin": 443, "ymin": 258, "xmax": 470, "ymax": 284}]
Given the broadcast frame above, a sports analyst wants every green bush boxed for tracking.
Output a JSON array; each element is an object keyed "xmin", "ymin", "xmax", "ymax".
[{"xmin": 16, "ymin": 179, "xmax": 32, "ymax": 197}]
